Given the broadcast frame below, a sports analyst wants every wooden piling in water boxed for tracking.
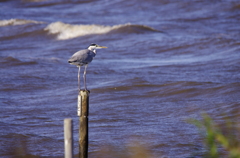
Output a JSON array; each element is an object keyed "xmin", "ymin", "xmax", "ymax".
[
  {"xmin": 78, "ymin": 90, "xmax": 90, "ymax": 158},
  {"xmin": 64, "ymin": 118, "xmax": 73, "ymax": 158}
]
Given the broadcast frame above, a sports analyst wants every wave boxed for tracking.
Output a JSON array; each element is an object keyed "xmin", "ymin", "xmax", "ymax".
[
  {"xmin": 44, "ymin": 21, "xmax": 160, "ymax": 40},
  {"xmin": 0, "ymin": 20, "xmax": 160, "ymax": 40},
  {"xmin": 0, "ymin": 19, "xmax": 44, "ymax": 27},
  {"xmin": 0, "ymin": 56, "xmax": 37, "ymax": 67}
]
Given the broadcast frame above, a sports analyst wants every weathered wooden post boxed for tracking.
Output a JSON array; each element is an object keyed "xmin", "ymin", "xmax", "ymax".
[
  {"xmin": 64, "ymin": 118, "xmax": 73, "ymax": 158},
  {"xmin": 78, "ymin": 90, "xmax": 90, "ymax": 158}
]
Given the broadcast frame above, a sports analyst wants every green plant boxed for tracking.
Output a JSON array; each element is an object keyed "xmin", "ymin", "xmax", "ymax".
[{"xmin": 189, "ymin": 113, "xmax": 240, "ymax": 158}]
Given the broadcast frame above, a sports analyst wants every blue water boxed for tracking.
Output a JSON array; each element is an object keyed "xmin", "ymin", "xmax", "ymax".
[{"xmin": 0, "ymin": 0, "xmax": 240, "ymax": 157}]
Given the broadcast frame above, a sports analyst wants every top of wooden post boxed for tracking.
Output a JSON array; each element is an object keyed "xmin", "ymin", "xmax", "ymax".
[
  {"xmin": 79, "ymin": 90, "xmax": 90, "ymax": 96},
  {"xmin": 78, "ymin": 90, "xmax": 90, "ymax": 117}
]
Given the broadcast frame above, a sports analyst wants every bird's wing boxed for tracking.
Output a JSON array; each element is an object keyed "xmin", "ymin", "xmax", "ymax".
[{"xmin": 68, "ymin": 49, "xmax": 95, "ymax": 65}]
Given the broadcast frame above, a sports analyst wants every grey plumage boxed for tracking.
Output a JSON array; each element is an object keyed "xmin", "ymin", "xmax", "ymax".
[
  {"xmin": 68, "ymin": 43, "xmax": 107, "ymax": 91},
  {"xmin": 68, "ymin": 49, "xmax": 96, "ymax": 67}
]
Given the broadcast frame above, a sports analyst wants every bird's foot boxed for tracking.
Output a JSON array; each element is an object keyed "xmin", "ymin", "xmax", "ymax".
[
  {"xmin": 78, "ymin": 88, "xmax": 90, "ymax": 93},
  {"xmin": 83, "ymin": 88, "xmax": 90, "ymax": 93}
]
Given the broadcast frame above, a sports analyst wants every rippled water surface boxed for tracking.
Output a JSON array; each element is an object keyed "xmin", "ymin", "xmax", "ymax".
[{"xmin": 1, "ymin": 0, "xmax": 240, "ymax": 157}]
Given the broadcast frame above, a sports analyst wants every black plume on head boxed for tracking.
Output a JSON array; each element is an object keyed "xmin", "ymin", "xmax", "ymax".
[{"xmin": 90, "ymin": 43, "xmax": 97, "ymax": 46}]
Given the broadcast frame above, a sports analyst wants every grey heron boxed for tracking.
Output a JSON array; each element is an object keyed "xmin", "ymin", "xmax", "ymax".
[{"xmin": 68, "ymin": 43, "xmax": 107, "ymax": 91}]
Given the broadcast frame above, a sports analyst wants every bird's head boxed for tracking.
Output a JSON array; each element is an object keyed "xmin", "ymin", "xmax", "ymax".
[{"xmin": 88, "ymin": 43, "xmax": 107, "ymax": 50}]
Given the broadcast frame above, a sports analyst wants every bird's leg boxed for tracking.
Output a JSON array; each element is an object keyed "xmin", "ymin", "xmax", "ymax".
[
  {"xmin": 78, "ymin": 66, "xmax": 81, "ymax": 91},
  {"xmin": 83, "ymin": 65, "xmax": 88, "ymax": 91}
]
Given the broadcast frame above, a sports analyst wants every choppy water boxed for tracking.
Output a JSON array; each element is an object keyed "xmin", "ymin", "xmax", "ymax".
[{"xmin": 1, "ymin": 0, "xmax": 240, "ymax": 157}]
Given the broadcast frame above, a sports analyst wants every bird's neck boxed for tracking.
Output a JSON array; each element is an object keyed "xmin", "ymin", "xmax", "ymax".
[{"xmin": 88, "ymin": 48, "xmax": 97, "ymax": 54}]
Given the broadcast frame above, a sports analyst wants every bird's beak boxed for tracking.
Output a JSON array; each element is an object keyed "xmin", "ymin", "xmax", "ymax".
[{"xmin": 98, "ymin": 45, "xmax": 107, "ymax": 48}]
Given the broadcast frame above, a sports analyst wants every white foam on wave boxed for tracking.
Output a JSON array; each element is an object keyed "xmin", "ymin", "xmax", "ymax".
[
  {"xmin": 44, "ymin": 21, "xmax": 159, "ymax": 40},
  {"xmin": 0, "ymin": 19, "xmax": 43, "ymax": 27},
  {"xmin": 44, "ymin": 21, "xmax": 127, "ymax": 40}
]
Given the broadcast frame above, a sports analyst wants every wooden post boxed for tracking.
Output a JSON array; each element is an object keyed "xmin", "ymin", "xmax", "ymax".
[
  {"xmin": 64, "ymin": 118, "xmax": 73, "ymax": 158},
  {"xmin": 78, "ymin": 90, "xmax": 90, "ymax": 158}
]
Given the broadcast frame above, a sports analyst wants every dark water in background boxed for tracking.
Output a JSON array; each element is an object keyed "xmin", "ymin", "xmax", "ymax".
[{"xmin": 0, "ymin": 0, "xmax": 240, "ymax": 157}]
